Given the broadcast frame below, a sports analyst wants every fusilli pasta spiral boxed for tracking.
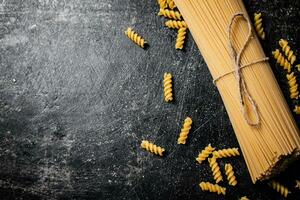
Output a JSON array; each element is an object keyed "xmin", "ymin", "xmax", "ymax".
[
  {"xmin": 199, "ymin": 182, "xmax": 226, "ymax": 195},
  {"xmin": 293, "ymin": 105, "xmax": 300, "ymax": 114},
  {"xmin": 167, "ymin": 0, "xmax": 176, "ymax": 9},
  {"xmin": 212, "ymin": 148, "xmax": 240, "ymax": 158},
  {"xmin": 165, "ymin": 20, "xmax": 187, "ymax": 29},
  {"xmin": 157, "ymin": 0, "xmax": 167, "ymax": 9},
  {"xmin": 163, "ymin": 73, "xmax": 173, "ymax": 102},
  {"xmin": 158, "ymin": 8, "xmax": 182, "ymax": 20},
  {"xmin": 279, "ymin": 39, "xmax": 296, "ymax": 65},
  {"xmin": 208, "ymin": 157, "xmax": 223, "ymax": 183},
  {"xmin": 286, "ymin": 72, "xmax": 299, "ymax": 99},
  {"xmin": 225, "ymin": 163, "xmax": 237, "ymax": 186},
  {"xmin": 196, "ymin": 144, "xmax": 215, "ymax": 164},
  {"xmin": 177, "ymin": 117, "xmax": 193, "ymax": 144},
  {"xmin": 253, "ymin": 13, "xmax": 265, "ymax": 40},
  {"xmin": 141, "ymin": 140, "xmax": 165, "ymax": 156},
  {"xmin": 272, "ymin": 49, "xmax": 292, "ymax": 72},
  {"xmin": 124, "ymin": 27, "xmax": 147, "ymax": 48},
  {"xmin": 295, "ymin": 180, "xmax": 300, "ymax": 189},
  {"xmin": 268, "ymin": 181, "xmax": 290, "ymax": 198},
  {"xmin": 296, "ymin": 64, "xmax": 300, "ymax": 72},
  {"xmin": 240, "ymin": 196, "xmax": 250, "ymax": 200},
  {"xmin": 175, "ymin": 28, "xmax": 187, "ymax": 50}
]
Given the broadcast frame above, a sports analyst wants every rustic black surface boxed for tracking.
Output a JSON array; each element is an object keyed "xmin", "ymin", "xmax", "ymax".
[{"xmin": 0, "ymin": 0, "xmax": 300, "ymax": 199}]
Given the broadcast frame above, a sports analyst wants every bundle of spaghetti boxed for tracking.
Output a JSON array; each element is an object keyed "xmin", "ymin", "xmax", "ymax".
[{"xmin": 174, "ymin": 0, "xmax": 300, "ymax": 183}]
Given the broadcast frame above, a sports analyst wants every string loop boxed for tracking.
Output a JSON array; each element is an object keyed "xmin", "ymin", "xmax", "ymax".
[{"xmin": 213, "ymin": 12, "xmax": 268, "ymax": 126}]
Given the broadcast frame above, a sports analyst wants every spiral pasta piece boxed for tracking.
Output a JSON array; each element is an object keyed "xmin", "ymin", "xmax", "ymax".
[
  {"xmin": 253, "ymin": 13, "xmax": 265, "ymax": 40},
  {"xmin": 158, "ymin": 8, "xmax": 181, "ymax": 20},
  {"xmin": 295, "ymin": 180, "xmax": 300, "ymax": 189},
  {"xmin": 199, "ymin": 182, "xmax": 226, "ymax": 195},
  {"xmin": 212, "ymin": 148, "xmax": 240, "ymax": 158},
  {"xmin": 157, "ymin": 0, "xmax": 167, "ymax": 9},
  {"xmin": 167, "ymin": 0, "xmax": 176, "ymax": 9},
  {"xmin": 272, "ymin": 49, "xmax": 292, "ymax": 72},
  {"xmin": 208, "ymin": 157, "xmax": 223, "ymax": 183},
  {"xmin": 141, "ymin": 140, "xmax": 165, "ymax": 156},
  {"xmin": 279, "ymin": 39, "xmax": 296, "ymax": 65},
  {"xmin": 165, "ymin": 20, "xmax": 187, "ymax": 29},
  {"xmin": 196, "ymin": 144, "xmax": 215, "ymax": 164},
  {"xmin": 293, "ymin": 105, "xmax": 300, "ymax": 114},
  {"xmin": 225, "ymin": 163, "xmax": 237, "ymax": 186},
  {"xmin": 163, "ymin": 73, "xmax": 173, "ymax": 102},
  {"xmin": 296, "ymin": 64, "xmax": 300, "ymax": 72},
  {"xmin": 268, "ymin": 181, "xmax": 290, "ymax": 198},
  {"xmin": 124, "ymin": 27, "xmax": 147, "ymax": 48},
  {"xmin": 286, "ymin": 72, "xmax": 299, "ymax": 99},
  {"xmin": 240, "ymin": 196, "xmax": 250, "ymax": 200},
  {"xmin": 177, "ymin": 117, "xmax": 193, "ymax": 144},
  {"xmin": 175, "ymin": 28, "xmax": 187, "ymax": 50}
]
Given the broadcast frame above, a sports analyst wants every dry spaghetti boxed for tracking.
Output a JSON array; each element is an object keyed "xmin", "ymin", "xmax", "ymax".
[{"xmin": 174, "ymin": 0, "xmax": 300, "ymax": 183}]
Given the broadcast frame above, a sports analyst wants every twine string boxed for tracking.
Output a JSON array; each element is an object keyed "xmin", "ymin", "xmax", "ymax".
[{"xmin": 213, "ymin": 12, "xmax": 268, "ymax": 126}]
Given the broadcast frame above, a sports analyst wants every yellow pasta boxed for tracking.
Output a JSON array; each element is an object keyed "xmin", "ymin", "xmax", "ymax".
[
  {"xmin": 163, "ymin": 73, "xmax": 173, "ymax": 102},
  {"xmin": 199, "ymin": 182, "xmax": 226, "ymax": 195},
  {"xmin": 272, "ymin": 49, "xmax": 292, "ymax": 72},
  {"xmin": 296, "ymin": 64, "xmax": 300, "ymax": 72},
  {"xmin": 174, "ymin": 0, "xmax": 300, "ymax": 184},
  {"xmin": 158, "ymin": 8, "xmax": 182, "ymax": 20},
  {"xmin": 293, "ymin": 105, "xmax": 300, "ymax": 114},
  {"xmin": 253, "ymin": 13, "xmax": 265, "ymax": 40},
  {"xmin": 196, "ymin": 144, "xmax": 215, "ymax": 164},
  {"xmin": 208, "ymin": 157, "xmax": 223, "ymax": 183},
  {"xmin": 157, "ymin": 0, "xmax": 167, "ymax": 9},
  {"xmin": 141, "ymin": 140, "xmax": 165, "ymax": 156},
  {"xmin": 124, "ymin": 27, "xmax": 147, "ymax": 48},
  {"xmin": 268, "ymin": 181, "xmax": 290, "ymax": 198},
  {"xmin": 177, "ymin": 117, "xmax": 193, "ymax": 144},
  {"xmin": 279, "ymin": 39, "xmax": 296, "ymax": 65},
  {"xmin": 165, "ymin": 20, "xmax": 187, "ymax": 29},
  {"xmin": 175, "ymin": 27, "xmax": 187, "ymax": 50},
  {"xmin": 240, "ymin": 196, "xmax": 250, "ymax": 200},
  {"xmin": 295, "ymin": 180, "xmax": 300, "ymax": 189},
  {"xmin": 286, "ymin": 72, "xmax": 299, "ymax": 99},
  {"xmin": 167, "ymin": 0, "xmax": 176, "ymax": 9},
  {"xmin": 225, "ymin": 163, "xmax": 237, "ymax": 186},
  {"xmin": 213, "ymin": 148, "xmax": 240, "ymax": 158}
]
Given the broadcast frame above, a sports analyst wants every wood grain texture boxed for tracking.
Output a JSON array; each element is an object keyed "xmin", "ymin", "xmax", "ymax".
[{"xmin": 0, "ymin": 0, "xmax": 299, "ymax": 199}]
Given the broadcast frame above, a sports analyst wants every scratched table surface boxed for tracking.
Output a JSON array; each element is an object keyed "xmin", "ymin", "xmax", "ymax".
[{"xmin": 0, "ymin": 0, "xmax": 300, "ymax": 200}]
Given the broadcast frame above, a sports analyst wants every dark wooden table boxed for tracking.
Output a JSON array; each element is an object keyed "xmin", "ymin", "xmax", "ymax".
[{"xmin": 0, "ymin": 0, "xmax": 299, "ymax": 199}]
